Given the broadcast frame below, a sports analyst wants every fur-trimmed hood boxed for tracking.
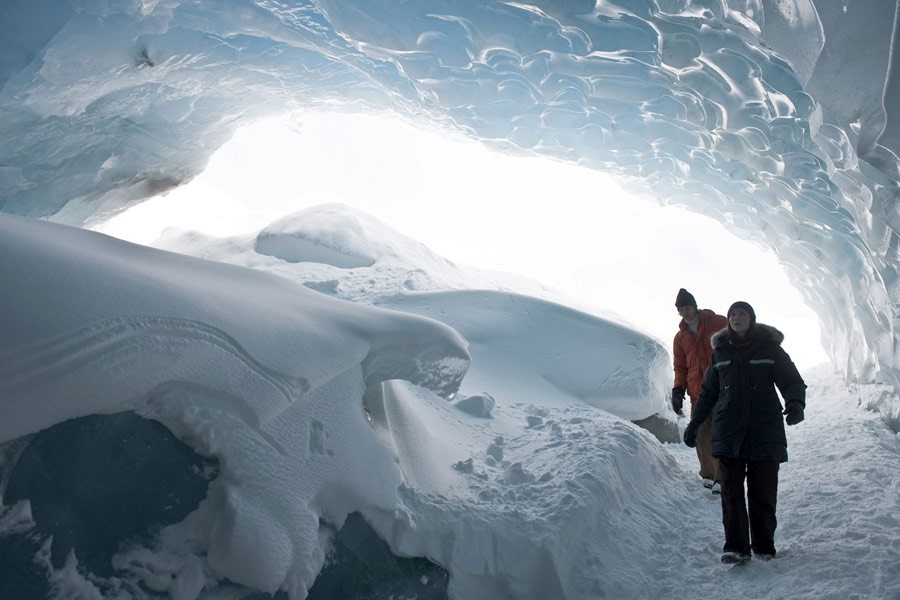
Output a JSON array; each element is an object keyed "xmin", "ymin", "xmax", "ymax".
[{"xmin": 711, "ymin": 323, "xmax": 785, "ymax": 349}]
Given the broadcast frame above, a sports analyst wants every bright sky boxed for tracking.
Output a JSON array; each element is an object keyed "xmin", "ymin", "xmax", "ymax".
[{"xmin": 96, "ymin": 111, "xmax": 828, "ymax": 368}]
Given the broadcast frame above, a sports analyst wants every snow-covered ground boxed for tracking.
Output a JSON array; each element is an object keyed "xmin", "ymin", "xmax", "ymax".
[
  {"xmin": 667, "ymin": 365, "xmax": 900, "ymax": 599},
  {"xmin": 1, "ymin": 204, "xmax": 898, "ymax": 600}
]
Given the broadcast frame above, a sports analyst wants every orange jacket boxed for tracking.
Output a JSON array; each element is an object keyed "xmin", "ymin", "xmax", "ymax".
[{"xmin": 673, "ymin": 309, "xmax": 727, "ymax": 401}]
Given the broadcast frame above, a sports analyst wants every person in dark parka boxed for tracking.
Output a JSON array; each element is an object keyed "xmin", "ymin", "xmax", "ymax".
[{"xmin": 683, "ymin": 301, "xmax": 806, "ymax": 564}]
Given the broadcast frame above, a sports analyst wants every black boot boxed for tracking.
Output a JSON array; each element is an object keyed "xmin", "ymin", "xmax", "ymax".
[{"xmin": 721, "ymin": 551, "xmax": 750, "ymax": 565}]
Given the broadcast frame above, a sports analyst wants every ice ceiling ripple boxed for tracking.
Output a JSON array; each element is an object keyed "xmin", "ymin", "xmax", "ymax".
[{"xmin": 1, "ymin": 1, "xmax": 899, "ymax": 392}]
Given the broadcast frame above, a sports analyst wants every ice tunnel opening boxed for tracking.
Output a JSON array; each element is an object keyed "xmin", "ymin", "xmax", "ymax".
[{"xmin": 94, "ymin": 109, "xmax": 828, "ymax": 368}]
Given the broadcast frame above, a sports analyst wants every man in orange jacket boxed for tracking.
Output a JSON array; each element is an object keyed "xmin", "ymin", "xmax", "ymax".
[{"xmin": 672, "ymin": 288, "xmax": 727, "ymax": 492}]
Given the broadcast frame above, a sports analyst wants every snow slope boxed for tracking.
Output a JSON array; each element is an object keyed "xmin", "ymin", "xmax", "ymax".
[{"xmin": 1, "ymin": 204, "xmax": 898, "ymax": 600}]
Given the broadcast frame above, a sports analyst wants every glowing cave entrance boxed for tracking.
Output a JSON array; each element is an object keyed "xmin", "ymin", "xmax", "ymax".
[{"xmin": 95, "ymin": 110, "xmax": 826, "ymax": 367}]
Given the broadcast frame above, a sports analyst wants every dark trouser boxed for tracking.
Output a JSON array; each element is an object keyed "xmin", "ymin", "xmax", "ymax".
[{"xmin": 718, "ymin": 456, "xmax": 779, "ymax": 555}]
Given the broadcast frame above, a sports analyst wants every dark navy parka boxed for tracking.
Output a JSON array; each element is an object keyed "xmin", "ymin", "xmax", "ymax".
[{"xmin": 689, "ymin": 324, "xmax": 807, "ymax": 463}]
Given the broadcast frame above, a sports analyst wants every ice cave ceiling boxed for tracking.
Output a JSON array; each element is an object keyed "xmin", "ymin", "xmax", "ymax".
[{"xmin": 1, "ymin": 0, "xmax": 899, "ymax": 388}]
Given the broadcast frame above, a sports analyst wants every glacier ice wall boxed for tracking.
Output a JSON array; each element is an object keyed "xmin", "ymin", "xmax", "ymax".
[{"xmin": 1, "ymin": 0, "xmax": 899, "ymax": 391}]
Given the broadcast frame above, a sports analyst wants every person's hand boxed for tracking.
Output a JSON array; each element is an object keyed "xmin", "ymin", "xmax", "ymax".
[
  {"xmin": 783, "ymin": 401, "xmax": 804, "ymax": 426},
  {"xmin": 683, "ymin": 421, "xmax": 699, "ymax": 447},
  {"xmin": 671, "ymin": 386, "xmax": 686, "ymax": 416}
]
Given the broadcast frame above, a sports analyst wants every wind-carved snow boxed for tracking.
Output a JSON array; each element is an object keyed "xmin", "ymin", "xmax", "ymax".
[
  {"xmin": 0, "ymin": 315, "xmax": 310, "ymax": 440},
  {"xmin": 377, "ymin": 289, "xmax": 671, "ymax": 422},
  {"xmin": 256, "ymin": 206, "xmax": 380, "ymax": 268},
  {"xmin": 0, "ymin": 211, "xmax": 471, "ymax": 596},
  {"xmin": 154, "ymin": 203, "xmax": 675, "ymax": 428}
]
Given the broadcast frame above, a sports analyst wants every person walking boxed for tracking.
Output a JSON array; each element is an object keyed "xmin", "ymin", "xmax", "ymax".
[
  {"xmin": 672, "ymin": 288, "xmax": 727, "ymax": 492},
  {"xmin": 683, "ymin": 301, "xmax": 807, "ymax": 564}
]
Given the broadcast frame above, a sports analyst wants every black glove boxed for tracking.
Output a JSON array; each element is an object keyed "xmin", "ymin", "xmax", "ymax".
[
  {"xmin": 671, "ymin": 386, "xmax": 686, "ymax": 416},
  {"xmin": 783, "ymin": 401, "xmax": 804, "ymax": 426},
  {"xmin": 683, "ymin": 421, "xmax": 699, "ymax": 447}
]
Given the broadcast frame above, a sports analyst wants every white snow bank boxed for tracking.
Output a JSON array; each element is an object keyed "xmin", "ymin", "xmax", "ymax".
[
  {"xmin": 361, "ymin": 381, "xmax": 700, "ymax": 600},
  {"xmin": 378, "ymin": 289, "xmax": 670, "ymax": 422},
  {"xmin": 0, "ymin": 212, "xmax": 470, "ymax": 595},
  {"xmin": 0, "ymin": 213, "xmax": 470, "ymax": 432},
  {"xmin": 0, "ymin": 204, "xmax": 691, "ymax": 598},
  {"xmin": 154, "ymin": 204, "xmax": 673, "ymax": 426},
  {"xmin": 255, "ymin": 203, "xmax": 431, "ymax": 268}
]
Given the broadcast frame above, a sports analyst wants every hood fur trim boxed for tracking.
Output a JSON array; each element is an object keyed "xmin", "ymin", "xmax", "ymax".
[{"xmin": 711, "ymin": 323, "xmax": 784, "ymax": 349}]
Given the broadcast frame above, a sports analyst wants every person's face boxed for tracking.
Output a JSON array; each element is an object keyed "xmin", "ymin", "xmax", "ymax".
[
  {"xmin": 729, "ymin": 308, "xmax": 752, "ymax": 335},
  {"xmin": 677, "ymin": 305, "xmax": 697, "ymax": 320}
]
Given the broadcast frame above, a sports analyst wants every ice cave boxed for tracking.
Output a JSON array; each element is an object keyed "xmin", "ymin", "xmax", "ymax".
[
  {"xmin": 1, "ymin": 1, "xmax": 899, "ymax": 599},
  {"xmin": 3, "ymin": 0, "xmax": 899, "ymax": 391}
]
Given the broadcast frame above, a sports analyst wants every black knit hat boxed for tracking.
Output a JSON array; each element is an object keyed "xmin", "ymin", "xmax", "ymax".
[
  {"xmin": 675, "ymin": 288, "xmax": 697, "ymax": 308},
  {"xmin": 727, "ymin": 301, "xmax": 756, "ymax": 324}
]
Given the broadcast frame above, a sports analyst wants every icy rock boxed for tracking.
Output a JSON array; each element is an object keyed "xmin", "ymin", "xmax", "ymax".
[
  {"xmin": 0, "ymin": 525, "xmax": 49, "ymax": 599},
  {"xmin": 632, "ymin": 413, "xmax": 681, "ymax": 443},
  {"xmin": 303, "ymin": 279, "xmax": 341, "ymax": 295},
  {"xmin": 452, "ymin": 458, "xmax": 475, "ymax": 473},
  {"xmin": 486, "ymin": 442, "xmax": 504, "ymax": 462},
  {"xmin": 453, "ymin": 392, "xmax": 495, "ymax": 418},
  {"xmin": 501, "ymin": 462, "xmax": 533, "ymax": 485},
  {"xmin": 2, "ymin": 412, "xmax": 217, "ymax": 578},
  {"xmin": 307, "ymin": 513, "xmax": 448, "ymax": 600}
]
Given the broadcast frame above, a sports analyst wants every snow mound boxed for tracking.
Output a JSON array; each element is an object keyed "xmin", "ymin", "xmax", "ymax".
[
  {"xmin": 0, "ymin": 212, "xmax": 470, "ymax": 596},
  {"xmin": 154, "ymin": 205, "xmax": 677, "ymax": 439},
  {"xmin": 453, "ymin": 392, "xmax": 496, "ymax": 418},
  {"xmin": 361, "ymin": 381, "xmax": 700, "ymax": 600},
  {"xmin": 254, "ymin": 203, "xmax": 455, "ymax": 271},
  {"xmin": 255, "ymin": 204, "xmax": 378, "ymax": 267},
  {"xmin": 378, "ymin": 289, "xmax": 671, "ymax": 423},
  {"xmin": 155, "ymin": 202, "xmax": 586, "ymax": 310}
]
